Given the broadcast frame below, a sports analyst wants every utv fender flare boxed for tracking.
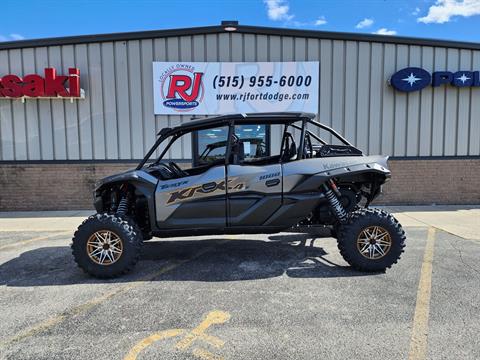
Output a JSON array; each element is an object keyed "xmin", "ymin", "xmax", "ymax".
[
  {"xmin": 94, "ymin": 170, "xmax": 158, "ymax": 230},
  {"xmin": 291, "ymin": 162, "xmax": 391, "ymax": 193}
]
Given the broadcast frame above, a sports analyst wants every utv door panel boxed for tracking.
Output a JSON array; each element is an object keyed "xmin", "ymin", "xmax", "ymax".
[
  {"xmin": 155, "ymin": 166, "xmax": 226, "ymax": 229},
  {"xmin": 227, "ymin": 164, "xmax": 282, "ymax": 226}
]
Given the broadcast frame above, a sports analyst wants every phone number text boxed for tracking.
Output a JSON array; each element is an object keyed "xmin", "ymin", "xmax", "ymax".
[{"xmin": 212, "ymin": 75, "xmax": 312, "ymax": 89}]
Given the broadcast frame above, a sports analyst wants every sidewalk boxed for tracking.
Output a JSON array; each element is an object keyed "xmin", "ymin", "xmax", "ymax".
[
  {"xmin": 384, "ymin": 205, "xmax": 480, "ymax": 240},
  {"xmin": 0, "ymin": 206, "xmax": 479, "ymax": 240}
]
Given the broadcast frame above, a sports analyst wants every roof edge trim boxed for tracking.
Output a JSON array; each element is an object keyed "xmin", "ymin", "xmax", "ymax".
[{"xmin": 1, "ymin": 24, "xmax": 479, "ymax": 51}]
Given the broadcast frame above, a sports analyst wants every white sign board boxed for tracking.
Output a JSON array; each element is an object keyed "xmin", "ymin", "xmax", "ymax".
[{"xmin": 153, "ymin": 61, "xmax": 319, "ymax": 115}]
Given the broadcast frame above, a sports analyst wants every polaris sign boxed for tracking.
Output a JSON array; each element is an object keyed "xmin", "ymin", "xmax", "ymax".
[{"xmin": 390, "ymin": 67, "xmax": 480, "ymax": 92}]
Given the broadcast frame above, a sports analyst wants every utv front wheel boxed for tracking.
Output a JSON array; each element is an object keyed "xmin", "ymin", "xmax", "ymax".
[
  {"xmin": 71, "ymin": 213, "xmax": 143, "ymax": 278},
  {"xmin": 337, "ymin": 208, "xmax": 405, "ymax": 272}
]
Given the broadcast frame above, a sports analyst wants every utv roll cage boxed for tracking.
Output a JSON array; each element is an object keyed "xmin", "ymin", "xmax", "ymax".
[{"xmin": 136, "ymin": 112, "xmax": 359, "ymax": 170}]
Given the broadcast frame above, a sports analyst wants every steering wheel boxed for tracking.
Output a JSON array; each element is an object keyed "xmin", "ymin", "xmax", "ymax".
[
  {"xmin": 169, "ymin": 161, "xmax": 186, "ymax": 177},
  {"xmin": 155, "ymin": 163, "xmax": 175, "ymax": 179}
]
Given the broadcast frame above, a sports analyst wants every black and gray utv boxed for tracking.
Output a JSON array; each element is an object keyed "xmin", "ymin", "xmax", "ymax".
[{"xmin": 72, "ymin": 112, "xmax": 405, "ymax": 278}]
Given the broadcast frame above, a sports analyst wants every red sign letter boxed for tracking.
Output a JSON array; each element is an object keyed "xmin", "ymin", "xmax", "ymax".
[
  {"xmin": 68, "ymin": 68, "xmax": 80, "ymax": 97},
  {"xmin": 166, "ymin": 72, "xmax": 203, "ymax": 102},
  {"xmin": 44, "ymin": 68, "xmax": 69, "ymax": 97},
  {"xmin": 23, "ymin": 75, "xmax": 45, "ymax": 97},
  {"xmin": 1, "ymin": 75, "xmax": 23, "ymax": 98}
]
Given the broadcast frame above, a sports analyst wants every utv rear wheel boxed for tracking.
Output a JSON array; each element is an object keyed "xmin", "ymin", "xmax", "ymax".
[
  {"xmin": 71, "ymin": 213, "xmax": 142, "ymax": 278},
  {"xmin": 337, "ymin": 208, "xmax": 405, "ymax": 272}
]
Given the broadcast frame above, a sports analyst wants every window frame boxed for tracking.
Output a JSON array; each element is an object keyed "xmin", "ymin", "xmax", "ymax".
[
  {"xmin": 193, "ymin": 122, "xmax": 271, "ymax": 166},
  {"xmin": 193, "ymin": 124, "xmax": 231, "ymax": 167}
]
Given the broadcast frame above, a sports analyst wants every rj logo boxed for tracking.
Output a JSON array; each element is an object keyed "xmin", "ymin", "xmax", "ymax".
[{"xmin": 166, "ymin": 72, "xmax": 204, "ymax": 102}]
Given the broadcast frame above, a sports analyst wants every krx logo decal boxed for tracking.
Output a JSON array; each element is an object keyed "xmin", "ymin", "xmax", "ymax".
[{"xmin": 166, "ymin": 179, "xmax": 244, "ymax": 205}]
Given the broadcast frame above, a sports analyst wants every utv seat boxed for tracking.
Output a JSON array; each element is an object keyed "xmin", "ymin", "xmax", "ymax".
[
  {"xmin": 281, "ymin": 132, "xmax": 297, "ymax": 162},
  {"xmin": 230, "ymin": 135, "xmax": 245, "ymax": 164}
]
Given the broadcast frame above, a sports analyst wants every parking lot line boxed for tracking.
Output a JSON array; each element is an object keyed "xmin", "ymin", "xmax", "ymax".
[
  {"xmin": 0, "ymin": 231, "xmax": 72, "ymax": 252},
  {"xmin": 0, "ymin": 240, "xmax": 228, "ymax": 350},
  {"xmin": 124, "ymin": 310, "xmax": 231, "ymax": 360},
  {"xmin": 408, "ymin": 227, "xmax": 436, "ymax": 360},
  {"xmin": 124, "ymin": 329, "xmax": 185, "ymax": 360}
]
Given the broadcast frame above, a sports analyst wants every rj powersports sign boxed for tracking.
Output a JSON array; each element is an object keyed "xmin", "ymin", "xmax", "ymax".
[
  {"xmin": 0, "ymin": 68, "xmax": 84, "ymax": 101},
  {"xmin": 152, "ymin": 61, "xmax": 319, "ymax": 115},
  {"xmin": 390, "ymin": 67, "xmax": 480, "ymax": 92}
]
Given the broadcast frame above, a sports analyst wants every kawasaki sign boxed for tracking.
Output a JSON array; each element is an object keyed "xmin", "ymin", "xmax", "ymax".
[
  {"xmin": 0, "ymin": 68, "xmax": 84, "ymax": 101},
  {"xmin": 390, "ymin": 67, "xmax": 480, "ymax": 92}
]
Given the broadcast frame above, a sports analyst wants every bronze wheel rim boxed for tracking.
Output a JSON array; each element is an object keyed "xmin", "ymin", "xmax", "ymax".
[
  {"xmin": 356, "ymin": 226, "xmax": 392, "ymax": 260},
  {"xmin": 86, "ymin": 230, "xmax": 123, "ymax": 265}
]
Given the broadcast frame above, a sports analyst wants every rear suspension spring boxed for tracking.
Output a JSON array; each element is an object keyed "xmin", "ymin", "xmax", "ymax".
[{"xmin": 323, "ymin": 182, "xmax": 348, "ymax": 223}]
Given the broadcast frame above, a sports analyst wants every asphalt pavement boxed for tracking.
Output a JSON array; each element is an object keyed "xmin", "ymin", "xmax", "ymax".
[{"xmin": 0, "ymin": 206, "xmax": 479, "ymax": 360}]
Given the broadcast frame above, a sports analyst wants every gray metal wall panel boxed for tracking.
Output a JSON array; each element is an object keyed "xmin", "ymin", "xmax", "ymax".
[
  {"xmin": 22, "ymin": 48, "xmax": 41, "ymax": 160},
  {"xmin": 0, "ymin": 32, "xmax": 479, "ymax": 161},
  {"xmin": 153, "ymin": 38, "xmax": 166, "ymax": 158},
  {"xmin": 419, "ymin": 47, "xmax": 434, "ymax": 156},
  {"xmin": 344, "ymin": 41, "xmax": 358, "ymax": 143},
  {"xmin": 0, "ymin": 51, "xmax": 13, "ymax": 160},
  {"xmin": 127, "ymin": 40, "xmax": 144, "ymax": 160},
  {"xmin": 471, "ymin": 52, "xmax": 480, "ymax": 155},
  {"xmin": 140, "ymin": 39, "xmax": 155, "ymax": 155},
  {"xmin": 10, "ymin": 49, "xmax": 28, "ymax": 160},
  {"xmin": 331, "ymin": 40, "xmax": 345, "ymax": 137},
  {"xmin": 457, "ymin": 49, "xmax": 472, "ymax": 156},
  {"xmin": 381, "ymin": 44, "xmax": 396, "ymax": 155},
  {"xmin": 369, "ymin": 43, "xmax": 383, "ymax": 155},
  {"xmin": 101, "ymin": 42, "xmax": 119, "ymax": 159},
  {"xmin": 114, "ymin": 42, "xmax": 131, "ymax": 159},
  {"xmin": 319, "ymin": 39, "xmax": 333, "ymax": 144},
  {"xmin": 406, "ymin": 46, "xmax": 421, "ymax": 156},
  {"xmin": 74, "ymin": 44, "xmax": 93, "ymax": 160},
  {"xmin": 444, "ymin": 48, "xmax": 459, "ymax": 156},
  {"xmin": 48, "ymin": 46, "xmax": 68, "ymax": 160},
  {"xmin": 87, "ymin": 43, "xmax": 106, "ymax": 160},
  {"xmin": 431, "ymin": 47, "xmax": 447, "ymax": 156},
  {"xmin": 62, "ymin": 45, "xmax": 80, "ymax": 160},
  {"xmin": 356, "ymin": 42, "xmax": 370, "ymax": 151},
  {"xmin": 394, "ymin": 45, "xmax": 408, "ymax": 156}
]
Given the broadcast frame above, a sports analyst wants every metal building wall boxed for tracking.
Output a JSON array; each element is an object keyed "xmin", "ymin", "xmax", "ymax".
[{"xmin": 1, "ymin": 32, "xmax": 479, "ymax": 161}]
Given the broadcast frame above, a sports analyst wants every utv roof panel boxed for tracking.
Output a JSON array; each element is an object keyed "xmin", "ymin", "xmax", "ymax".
[{"xmin": 157, "ymin": 112, "xmax": 316, "ymax": 136}]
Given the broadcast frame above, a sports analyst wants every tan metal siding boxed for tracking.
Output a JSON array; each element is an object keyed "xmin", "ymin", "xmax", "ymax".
[
  {"xmin": 457, "ymin": 49, "xmax": 472, "ymax": 156},
  {"xmin": 10, "ymin": 49, "xmax": 28, "ymax": 160},
  {"xmin": 381, "ymin": 44, "xmax": 396, "ymax": 155},
  {"xmin": 101, "ymin": 42, "xmax": 119, "ymax": 159},
  {"xmin": 0, "ymin": 33, "xmax": 479, "ymax": 161},
  {"xmin": 369, "ymin": 43, "xmax": 383, "ymax": 155},
  {"xmin": 471, "ymin": 52, "xmax": 480, "ymax": 155},
  {"xmin": 419, "ymin": 47, "xmax": 434, "ymax": 156},
  {"xmin": 406, "ymin": 45, "xmax": 421, "ymax": 157}
]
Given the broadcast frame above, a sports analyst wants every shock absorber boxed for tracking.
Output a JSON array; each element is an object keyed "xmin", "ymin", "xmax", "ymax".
[
  {"xmin": 116, "ymin": 196, "xmax": 129, "ymax": 216},
  {"xmin": 323, "ymin": 180, "xmax": 348, "ymax": 223}
]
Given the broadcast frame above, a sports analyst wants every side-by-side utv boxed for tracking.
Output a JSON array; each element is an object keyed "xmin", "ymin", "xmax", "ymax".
[{"xmin": 71, "ymin": 112, "xmax": 405, "ymax": 278}]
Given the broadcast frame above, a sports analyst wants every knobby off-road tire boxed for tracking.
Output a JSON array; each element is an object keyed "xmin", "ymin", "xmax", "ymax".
[
  {"xmin": 336, "ymin": 208, "xmax": 405, "ymax": 272},
  {"xmin": 71, "ymin": 213, "xmax": 143, "ymax": 278}
]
